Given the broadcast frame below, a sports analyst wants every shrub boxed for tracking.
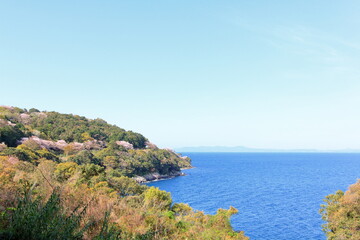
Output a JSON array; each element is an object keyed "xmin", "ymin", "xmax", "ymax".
[{"xmin": 0, "ymin": 189, "xmax": 90, "ymax": 240}]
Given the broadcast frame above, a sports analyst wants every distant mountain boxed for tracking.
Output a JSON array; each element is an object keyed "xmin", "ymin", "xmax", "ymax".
[
  {"xmin": 175, "ymin": 146, "xmax": 264, "ymax": 152},
  {"xmin": 175, "ymin": 146, "xmax": 360, "ymax": 153}
]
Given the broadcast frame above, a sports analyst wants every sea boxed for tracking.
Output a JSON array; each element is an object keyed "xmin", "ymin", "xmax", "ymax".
[{"xmin": 147, "ymin": 152, "xmax": 360, "ymax": 240}]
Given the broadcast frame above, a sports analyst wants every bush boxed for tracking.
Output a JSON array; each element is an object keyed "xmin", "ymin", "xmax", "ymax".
[
  {"xmin": 0, "ymin": 189, "xmax": 90, "ymax": 240},
  {"xmin": 0, "ymin": 148, "xmax": 32, "ymax": 162},
  {"xmin": 143, "ymin": 187, "xmax": 172, "ymax": 211},
  {"xmin": 320, "ymin": 181, "xmax": 360, "ymax": 240}
]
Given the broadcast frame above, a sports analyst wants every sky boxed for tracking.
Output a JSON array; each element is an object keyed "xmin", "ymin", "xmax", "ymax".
[{"xmin": 1, "ymin": 1, "xmax": 360, "ymax": 150}]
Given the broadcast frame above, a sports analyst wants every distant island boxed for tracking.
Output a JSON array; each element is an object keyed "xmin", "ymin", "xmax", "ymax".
[{"xmin": 175, "ymin": 146, "xmax": 360, "ymax": 153}]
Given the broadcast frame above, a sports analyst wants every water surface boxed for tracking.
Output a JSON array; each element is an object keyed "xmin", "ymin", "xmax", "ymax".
[{"xmin": 148, "ymin": 153, "xmax": 360, "ymax": 240}]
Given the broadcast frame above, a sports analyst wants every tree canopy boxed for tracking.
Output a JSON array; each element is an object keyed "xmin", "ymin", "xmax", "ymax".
[{"xmin": 320, "ymin": 180, "xmax": 360, "ymax": 240}]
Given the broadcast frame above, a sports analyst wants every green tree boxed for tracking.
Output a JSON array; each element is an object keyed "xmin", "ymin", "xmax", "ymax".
[
  {"xmin": 0, "ymin": 125, "xmax": 25, "ymax": 147},
  {"xmin": 107, "ymin": 176, "xmax": 147, "ymax": 197},
  {"xmin": 54, "ymin": 162, "xmax": 78, "ymax": 182},
  {"xmin": 143, "ymin": 187, "xmax": 172, "ymax": 210},
  {"xmin": 68, "ymin": 150, "xmax": 101, "ymax": 165},
  {"xmin": 28, "ymin": 108, "xmax": 40, "ymax": 113}
]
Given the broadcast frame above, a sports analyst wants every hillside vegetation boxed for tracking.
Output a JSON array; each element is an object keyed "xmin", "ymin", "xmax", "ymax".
[
  {"xmin": 320, "ymin": 180, "xmax": 360, "ymax": 240},
  {"xmin": 0, "ymin": 106, "xmax": 248, "ymax": 240},
  {"xmin": 0, "ymin": 106, "xmax": 191, "ymax": 177}
]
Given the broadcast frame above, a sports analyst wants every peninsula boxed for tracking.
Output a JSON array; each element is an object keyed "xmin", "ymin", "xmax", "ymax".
[{"xmin": 0, "ymin": 106, "xmax": 248, "ymax": 239}]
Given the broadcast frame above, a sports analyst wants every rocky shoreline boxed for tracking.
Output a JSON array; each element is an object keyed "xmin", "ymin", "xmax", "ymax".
[{"xmin": 133, "ymin": 171, "xmax": 186, "ymax": 183}]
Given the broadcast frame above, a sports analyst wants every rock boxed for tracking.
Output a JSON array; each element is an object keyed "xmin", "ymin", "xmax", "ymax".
[
  {"xmin": 133, "ymin": 171, "xmax": 185, "ymax": 183},
  {"xmin": 133, "ymin": 176, "xmax": 147, "ymax": 183}
]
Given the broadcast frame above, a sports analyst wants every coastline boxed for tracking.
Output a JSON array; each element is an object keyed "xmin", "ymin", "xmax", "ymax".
[
  {"xmin": 133, "ymin": 166, "xmax": 195, "ymax": 183},
  {"xmin": 133, "ymin": 171, "xmax": 186, "ymax": 183},
  {"xmin": 181, "ymin": 166, "xmax": 195, "ymax": 170}
]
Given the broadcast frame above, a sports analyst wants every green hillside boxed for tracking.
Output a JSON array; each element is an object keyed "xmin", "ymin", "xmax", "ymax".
[
  {"xmin": 0, "ymin": 106, "xmax": 248, "ymax": 240},
  {"xmin": 0, "ymin": 106, "xmax": 191, "ymax": 177}
]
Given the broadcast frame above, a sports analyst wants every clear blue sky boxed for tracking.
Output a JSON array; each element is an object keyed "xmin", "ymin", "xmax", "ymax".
[{"xmin": 1, "ymin": 1, "xmax": 360, "ymax": 150}]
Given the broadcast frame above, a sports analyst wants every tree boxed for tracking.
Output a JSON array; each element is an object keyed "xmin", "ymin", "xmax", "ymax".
[
  {"xmin": 81, "ymin": 132, "xmax": 93, "ymax": 142},
  {"xmin": 143, "ymin": 187, "xmax": 172, "ymax": 210},
  {"xmin": 55, "ymin": 162, "xmax": 78, "ymax": 182},
  {"xmin": 320, "ymin": 181, "xmax": 360, "ymax": 240},
  {"xmin": 107, "ymin": 176, "xmax": 147, "ymax": 197},
  {"xmin": 68, "ymin": 150, "xmax": 101, "ymax": 165},
  {"xmin": 0, "ymin": 125, "xmax": 25, "ymax": 147},
  {"xmin": 28, "ymin": 108, "xmax": 40, "ymax": 113}
]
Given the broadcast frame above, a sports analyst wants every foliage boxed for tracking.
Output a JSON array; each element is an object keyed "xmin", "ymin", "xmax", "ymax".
[
  {"xmin": 0, "ymin": 125, "xmax": 25, "ymax": 147},
  {"xmin": 106, "ymin": 176, "xmax": 147, "ymax": 197},
  {"xmin": 55, "ymin": 162, "xmax": 78, "ymax": 181},
  {"xmin": 0, "ymin": 106, "xmax": 191, "ymax": 177},
  {"xmin": 28, "ymin": 108, "xmax": 40, "ymax": 113},
  {"xmin": 93, "ymin": 212, "xmax": 121, "ymax": 240},
  {"xmin": 0, "ymin": 106, "xmax": 247, "ymax": 239},
  {"xmin": 320, "ymin": 180, "xmax": 360, "ymax": 240},
  {"xmin": 171, "ymin": 203, "xmax": 193, "ymax": 216},
  {"xmin": 0, "ymin": 188, "xmax": 90, "ymax": 240},
  {"xmin": 0, "ymin": 156, "xmax": 248, "ymax": 239},
  {"xmin": 0, "ymin": 106, "xmax": 147, "ymax": 148},
  {"xmin": 0, "ymin": 145, "xmax": 59, "ymax": 163},
  {"xmin": 0, "ymin": 148, "xmax": 32, "ymax": 162},
  {"xmin": 69, "ymin": 151, "xmax": 101, "ymax": 165},
  {"xmin": 143, "ymin": 187, "xmax": 172, "ymax": 210},
  {"xmin": 96, "ymin": 147, "xmax": 191, "ymax": 177}
]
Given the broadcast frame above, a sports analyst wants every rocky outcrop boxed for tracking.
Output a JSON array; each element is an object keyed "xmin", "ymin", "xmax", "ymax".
[{"xmin": 133, "ymin": 171, "xmax": 185, "ymax": 183}]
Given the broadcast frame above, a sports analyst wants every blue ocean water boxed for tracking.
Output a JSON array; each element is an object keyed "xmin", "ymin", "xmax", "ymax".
[{"xmin": 147, "ymin": 153, "xmax": 360, "ymax": 240}]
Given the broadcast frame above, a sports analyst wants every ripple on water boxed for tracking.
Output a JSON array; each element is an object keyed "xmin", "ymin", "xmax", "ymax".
[{"xmin": 148, "ymin": 153, "xmax": 360, "ymax": 240}]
